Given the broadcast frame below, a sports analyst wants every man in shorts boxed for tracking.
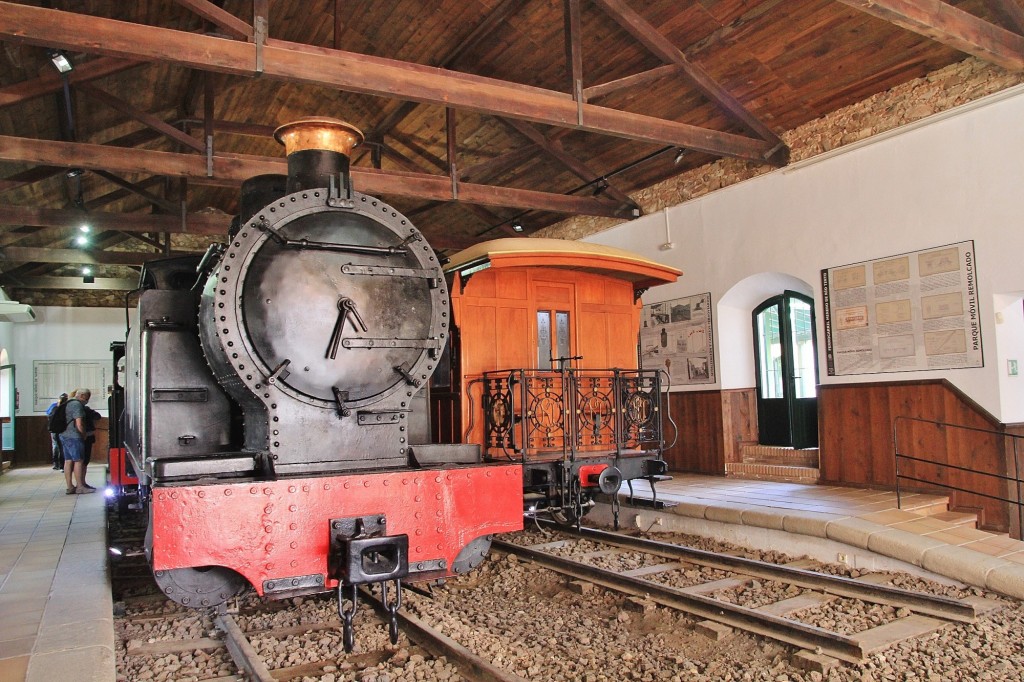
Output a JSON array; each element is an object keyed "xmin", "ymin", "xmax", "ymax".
[{"xmin": 61, "ymin": 389, "xmax": 95, "ymax": 495}]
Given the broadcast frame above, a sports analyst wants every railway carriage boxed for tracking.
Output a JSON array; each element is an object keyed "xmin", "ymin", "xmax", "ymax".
[{"xmin": 438, "ymin": 239, "xmax": 680, "ymax": 525}]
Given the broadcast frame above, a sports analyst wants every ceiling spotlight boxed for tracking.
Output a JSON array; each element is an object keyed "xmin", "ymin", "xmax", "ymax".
[
  {"xmin": 82, "ymin": 266, "xmax": 94, "ymax": 284},
  {"xmin": 592, "ymin": 179, "xmax": 609, "ymax": 197},
  {"xmin": 511, "ymin": 222, "xmax": 524, "ymax": 233},
  {"xmin": 82, "ymin": 266, "xmax": 92, "ymax": 276},
  {"xmin": 673, "ymin": 149, "xmax": 687, "ymax": 164},
  {"xmin": 66, "ymin": 168, "xmax": 85, "ymax": 179},
  {"xmin": 49, "ymin": 50, "xmax": 73, "ymax": 74},
  {"xmin": 79, "ymin": 224, "xmax": 91, "ymax": 233},
  {"xmin": 75, "ymin": 235, "xmax": 89, "ymax": 247}
]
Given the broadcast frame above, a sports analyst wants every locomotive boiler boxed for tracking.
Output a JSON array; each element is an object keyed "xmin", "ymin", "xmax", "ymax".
[{"xmin": 122, "ymin": 118, "xmax": 522, "ymax": 649}]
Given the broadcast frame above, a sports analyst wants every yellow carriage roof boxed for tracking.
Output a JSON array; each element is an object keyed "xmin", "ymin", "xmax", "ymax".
[{"xmin": 444, "ymin": 238, "xmax": 680, "ymax": 289}]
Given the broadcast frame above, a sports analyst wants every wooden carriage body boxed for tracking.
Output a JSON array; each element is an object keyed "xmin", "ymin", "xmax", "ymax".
[{"xmin": 437, "ymin": 239, "xmax": 680, "ymax": 468}]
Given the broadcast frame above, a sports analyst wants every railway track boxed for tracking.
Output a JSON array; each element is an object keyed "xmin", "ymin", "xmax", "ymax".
[
  {"xmin": 494, "ymin": 522, "xmax": 999, "ymax": 665},
  {"xmin": 110, "ymin": 503, "xmax": 525, "ymax": 681},
  {"xmin": 116, "ymin": 583, "xmax": 529, "ymax": 681}
]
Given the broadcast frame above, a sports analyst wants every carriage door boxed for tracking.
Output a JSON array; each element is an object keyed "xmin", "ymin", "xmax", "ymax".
[
  {"xmin": 529, "ymin": 281, "xmax": 575, "ymax": 451},
  {"xmin": 533, "ymin": 281, "xmax": 575, "ymax": 369},
  {"xmin": 752, "ymin": 292, "xmax": 818, "ymax": 448}
]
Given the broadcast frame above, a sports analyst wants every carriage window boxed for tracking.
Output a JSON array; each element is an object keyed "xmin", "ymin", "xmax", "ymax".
[
  {"xmin": 555, "ymin": 312, "xmax": 570, "ymax": 362},
  {"xmin": 537, "ymin": 310, "xmax": 571, "ymax": 369},
  {"xmin": 537, "ymin": 311, "xmax": 551, "ymax": 368}
]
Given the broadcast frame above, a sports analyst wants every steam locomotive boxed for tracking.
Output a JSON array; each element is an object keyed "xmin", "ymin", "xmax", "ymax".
[
  {"xmin": 114, "ymin": 117, "xmax": 680, "ymax": 650},
  {"xmin": 119, "ymin": 119, "xmax": 523, "ymax": 649}
]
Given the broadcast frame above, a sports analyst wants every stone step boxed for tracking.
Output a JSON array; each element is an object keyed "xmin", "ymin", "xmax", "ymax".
[
  {"xmin": 901, "ymin": 499, "xmax": 954, "ymax": 517},
  {"xmin": 725, "ymin": 461, "xmax": 819, "ymax": 483},
  {"xmin": 740, "ymin": 444, "xmax": 819, "ymax": 467},
  {"xmin": 926, "ymin": 510, "xmax": 978, "ymax": 528}
]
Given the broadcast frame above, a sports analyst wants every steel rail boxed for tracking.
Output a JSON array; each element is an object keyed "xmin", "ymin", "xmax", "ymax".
[
  {"xmin": 541, "ymin": 523, "xmax": 977, "ymax": 622},
  {"xmin": 360, "ymin": 587, "xmax": 529, "ymax": 682},
  {"xmin": 494, "ymin": 539, "xmax": 870, "ymax": 663}
]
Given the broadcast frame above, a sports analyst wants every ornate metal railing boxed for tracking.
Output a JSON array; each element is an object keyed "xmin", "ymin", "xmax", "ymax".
[{"xmin": 481, "ymin": 368, "xmax": 663, "ymax": 460}]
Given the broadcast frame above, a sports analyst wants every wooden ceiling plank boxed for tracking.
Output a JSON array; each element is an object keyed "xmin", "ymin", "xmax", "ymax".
[
  {"xmin": 987, "ymin": 0, "xmax": 1024, "ymax": 36},
  {"xmin": 172, "ymin": 0, "xmax": 253, "ymax": 40},
  {"xmin": 591, "ymin": 0, "xmax": 786, "ymax": 157},
  {"xmin": 834, "ymin": 0, "xmax": 1024, "ymax": 71},
  {"xmin": 0, "ymin": 134, "xmax": 631, "ymax": 218},
  {"xmin": 0, "ymin": 2, "xmax": 779, "ymax": 162},
  {"xmin": 582, "ymin": 64, "xmax": 681, "ymax": 101},
  {"xmin": 0, "ymin": 56, "xmax": 141, "ymax": 110},
  {"xmin": 75, "ymin": 82, "xmax": 206, "ymax": 153},
  {"xmin": 0, "ymin": 205, "xmax": 229, "ymax": 235},
  {"xmin": 367, "ymin": 0, "xmax": 523, "ymax": 138},
  {"xmin": 0, "ymin": 245, "xmax": 193, "ymax": 266}
]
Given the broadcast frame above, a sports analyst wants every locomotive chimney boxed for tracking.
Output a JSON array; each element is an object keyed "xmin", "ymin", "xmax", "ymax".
[{"xmin": 274, "ymin": 117, "xmax": 364, "ymax": 195}]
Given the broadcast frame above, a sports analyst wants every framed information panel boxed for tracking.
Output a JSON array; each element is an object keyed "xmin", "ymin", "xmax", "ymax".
[
  {"xmin": 821, "ymin": 240, "xmax": 982, "ymax": 376},
  {"xmin": 640, "ymin": 292, "xmax": 715, "ymax": 387},
  {"xmin": 33, "ymin": 360, "xmax": 108, "ymax": 412}
]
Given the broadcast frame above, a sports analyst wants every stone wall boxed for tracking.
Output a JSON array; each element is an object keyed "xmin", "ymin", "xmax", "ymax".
[{"xmin": 537, "ymin": 58, "xmax": 1024, "ymax": 241}]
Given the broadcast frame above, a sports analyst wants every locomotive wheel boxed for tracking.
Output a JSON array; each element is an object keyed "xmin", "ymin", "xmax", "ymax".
[{"xmin": 152, "ymin": 565, "xmax": 247, "ymax": 608}]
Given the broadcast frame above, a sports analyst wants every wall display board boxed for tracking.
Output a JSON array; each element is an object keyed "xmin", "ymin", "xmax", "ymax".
[
  {"xmin": 640, "ymin": 292, "xmax": 715, "ymax": 387},
  {"xmin": 33, "ymin": 360, "xmax": 108, "ymax": 412},
  {"xmin": 821, "ymin": 240, "xmax": 982, "ymax": 376}
]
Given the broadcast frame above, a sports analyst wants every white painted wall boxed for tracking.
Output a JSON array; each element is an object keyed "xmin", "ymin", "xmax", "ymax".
[
  {"xmin": 589, "ymin": 85, "xmax": 1024, "ymax": 423},
  {"xmin": 8, "ymin": 306, "xmax": 131, "ymax": 416}
]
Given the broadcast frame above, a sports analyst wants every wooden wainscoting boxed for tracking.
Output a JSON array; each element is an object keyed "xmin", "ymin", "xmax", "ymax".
[
  {"xmin": 819, "ymin": 380, "xmax": 1014, "ymax": 532},
  {"xmin": 13, "ymin": 415, "xmax": 110, "ymax": 467},
  {"xmin": 661, "ymin": 388, "xmax": 757, "ymax": 474}
]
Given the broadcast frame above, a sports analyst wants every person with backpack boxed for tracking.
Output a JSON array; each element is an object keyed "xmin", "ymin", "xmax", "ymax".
[
  {"xmin": 46, "ymin": 393, "xmax": 69, "ymax": 470},
  {"xmin": 77, "ymin": 389, "xmax": 101, "ymax": 491},
  {"xmin": 59, "ymin": 389, "xmax": 95, "ymax": 495}
]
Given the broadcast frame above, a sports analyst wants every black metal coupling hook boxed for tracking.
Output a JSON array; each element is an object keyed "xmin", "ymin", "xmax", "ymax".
[
  {"xmin": 338, "ymin": 583, "xmax": 358, "ymax": 653},
  {"xmin": 380, "ymin": 579, "xmax": 403, "ymax": 644}
]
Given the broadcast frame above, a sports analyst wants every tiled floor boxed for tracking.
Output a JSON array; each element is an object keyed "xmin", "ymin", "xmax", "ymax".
[
  {"xmin": 634, "ymin": 473, "xmax": 1024, "ymax": 564},
  {"xmin": 0, "ymin": 466, "xmax": 114, "ymax": 682}
]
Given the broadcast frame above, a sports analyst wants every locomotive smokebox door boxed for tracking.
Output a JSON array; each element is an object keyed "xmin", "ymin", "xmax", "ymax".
[{"xmin": 328, "ymin": 516, "xmax": 409, "ymax": 585}]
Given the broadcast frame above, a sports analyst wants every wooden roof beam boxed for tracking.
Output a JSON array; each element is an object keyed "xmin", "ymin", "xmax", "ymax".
[
  {"xmin": 0, "ymin": 135, "xmax": 635, "ymax": 218},
  {"xmin": 0, "ymin": 276, "xmax": 138, "ymax": 290},
  {"xmin": 0, "ymin": 246, "xmax": 195, "ymax": 266},
  {"xmin": 0, "ymin": 2, "xmax": 780, "ymax": 163},
  {"xmin": 583, "ymin": 64, "xmax": 681, "ymax": 101},
  {"xmin": 0, "ymin": 55, "xmax": 140, "ymax": 110},
  {"xmin": 76, "ymin": 82, "xmax": 206, "ymax": 153},
  {"xmin": 172, "ymin": 0, "xmax": 253, "ymax": 40},
  {"xmin": 0, "ymin": 204, "xmax": 230, "ymax": 235},
  {"xmin": 500, "ymin": 117, "xmax": 638, "ymax": 211},
  {"xmin": 834, "ymin": 0, "xmax": 1024, "ymax": 71},
  {"xmin": 92, "ymin": 170, "xmax": 179, "ymax": 214},
  {"xmin": 592, "ymin": 0, "xmax": 787, "ymax": 162}
]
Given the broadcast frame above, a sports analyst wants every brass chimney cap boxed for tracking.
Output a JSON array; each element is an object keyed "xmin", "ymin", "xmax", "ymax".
[{"xmin": 274, "ymin": 117, "xmax": 364, "ymax": 157}]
